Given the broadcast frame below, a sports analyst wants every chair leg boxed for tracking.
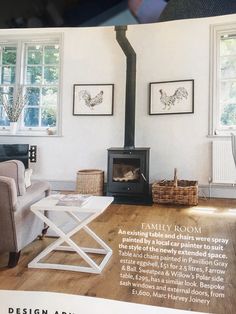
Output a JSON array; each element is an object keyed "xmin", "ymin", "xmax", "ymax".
[
  {"xmin": 8, "ymin": 251, "xmax": 21, "ymax": 268},
  {"xmin": 38, "ymin": 225, "xmax": 49, "ymax": 240}
]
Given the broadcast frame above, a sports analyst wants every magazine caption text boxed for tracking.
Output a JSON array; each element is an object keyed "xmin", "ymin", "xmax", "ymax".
[{"xmin": 118, "ymin": 223, "xmax": 229, "ymax": 306}]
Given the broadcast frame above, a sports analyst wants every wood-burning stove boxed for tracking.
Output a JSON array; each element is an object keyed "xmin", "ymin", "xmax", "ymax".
[{"xmin": 107, "ymin": 148, "xmax": 150, "ymax": 202}]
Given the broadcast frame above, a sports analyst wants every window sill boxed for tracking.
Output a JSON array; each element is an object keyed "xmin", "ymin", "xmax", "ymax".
[
  {"xmin": 208, "ymin": 129, "xmax": 236, "ymax": 138},
  {"xmin": 0, "ymin": 130, "xmax": 62, "ymax": 137},
  {"xmin": 207, "ymin": 134, "xmax": 231, "ymax": 139}
]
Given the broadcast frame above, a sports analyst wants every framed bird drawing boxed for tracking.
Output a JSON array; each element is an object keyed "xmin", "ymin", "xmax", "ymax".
[
  {"xmin": 73, "ymin": 84, "xmax": 114, "ymax": 116},
  {"xmin": 149, "ymin": 80, "xmax": 194, "ymax": 115}
]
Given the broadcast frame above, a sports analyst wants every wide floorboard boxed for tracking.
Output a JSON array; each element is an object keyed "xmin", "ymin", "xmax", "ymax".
[{"xmin": 0, "ymin": 198, "xmax": 235, "ymax": 314}]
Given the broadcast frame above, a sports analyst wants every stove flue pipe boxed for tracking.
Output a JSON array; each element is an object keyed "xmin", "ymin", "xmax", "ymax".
[{"xmin": 115, "ymin": 25, "xmax": 136, "ymax": 149}]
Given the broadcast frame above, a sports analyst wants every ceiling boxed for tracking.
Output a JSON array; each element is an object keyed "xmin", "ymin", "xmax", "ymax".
[{"xmin": 0, "ymin": 0, "xmax": 129, "ymax": 28}]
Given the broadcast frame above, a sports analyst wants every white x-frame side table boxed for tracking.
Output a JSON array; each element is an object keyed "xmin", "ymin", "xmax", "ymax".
[{"xmin": 28, "ymin": 195, "xmax": 114, "ymax": 273}]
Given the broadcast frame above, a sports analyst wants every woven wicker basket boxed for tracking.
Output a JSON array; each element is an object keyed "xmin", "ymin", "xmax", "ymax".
[
  {"xmin": 152, "ymin": 169, "xmax": 198, "ymax": 206},
  {"xmin": 76, "ymin": 169, "xmax": 104, "ymax": 196}
]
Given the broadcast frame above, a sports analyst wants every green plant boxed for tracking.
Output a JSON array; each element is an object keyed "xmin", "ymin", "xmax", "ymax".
[
  {"xmin": 221, "ymin": 103, "xmax": 236, "ymax": 126},
  {"xmin": 0, "ymin": 86, "xmax": 28, "ymax": 122}
]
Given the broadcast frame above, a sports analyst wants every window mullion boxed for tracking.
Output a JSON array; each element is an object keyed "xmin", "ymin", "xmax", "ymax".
[
  {"xmin": 40, "ymin": 44, "xmax": 45, "ymax": 128},
  {"xmin": 18, "ymin": 41, "xmax": 27, "ymax": 129},
  {"xmin": 39, "ymin": 85, "xmax": 43, "ymax": 128},
  {"xmin": 15, "ymin": 41, "xmax": 24, "ymax": 86}
]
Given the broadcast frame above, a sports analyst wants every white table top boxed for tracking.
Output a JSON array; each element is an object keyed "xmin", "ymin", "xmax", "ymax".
[{"xmin": 31, "ymin": 194, "xmax": 114, "ymax": 214}]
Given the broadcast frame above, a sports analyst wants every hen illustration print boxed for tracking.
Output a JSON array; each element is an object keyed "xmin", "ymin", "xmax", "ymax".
[
  {"xmin": 79, "ymin": 90, "xmax": 104, "ymax": 110},
  {"xmin": 73, "ymin": 84, "xmax": 114, "ymax": 116},
  {"xmin": 159, "ymin": 87, "xmax": 188, "ymax": 110},
  {"xmin": 149, "ymin": 80, "xmax": 194, "ymax": 115}
]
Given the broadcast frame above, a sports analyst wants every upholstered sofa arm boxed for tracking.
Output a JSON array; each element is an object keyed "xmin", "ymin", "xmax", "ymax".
[
  {"xmin": 0, "ymin": 160, "xmax": 26, "ymax": 196},
  {"xmin": 0, "ymin": 176, "xmax": 18, "ymax": 210},
  {"xmin": 0, "ymin": 176, "xmax": 18, "ymax": 252},
  {"xmin": 0, "ymin": 161, "xmax": 51, "ymax": 262},
  {"xmin": 15, "ymin": 180, "xmax": 51, "ymax": 213}
]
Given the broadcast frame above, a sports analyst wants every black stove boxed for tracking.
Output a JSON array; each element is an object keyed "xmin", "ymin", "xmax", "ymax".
[{"xmin": 107, "ymin": 147, "xmax": 150, "ymax": 203}]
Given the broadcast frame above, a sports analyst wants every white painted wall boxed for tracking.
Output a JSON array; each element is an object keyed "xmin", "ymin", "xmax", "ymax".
[{"xmin": 1, "ymin": 14, "xmax": 236, "ymax": 188}]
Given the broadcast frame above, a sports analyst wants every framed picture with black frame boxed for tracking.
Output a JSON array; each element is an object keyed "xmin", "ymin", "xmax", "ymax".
[
  {"xmin": 149, "ymin": 79, "xmax": 194, "ymax": 115},
  {"xmin": 73, "ymin": 84, "xmax": 114, "ymax": 116}
]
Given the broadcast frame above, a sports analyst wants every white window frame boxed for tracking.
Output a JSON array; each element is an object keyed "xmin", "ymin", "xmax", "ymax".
[
  {"xmin": 209, "ymin": 22, "xmax": 236, "ymax": 137},
  {"xmin": 0, "ymin": 33, "xmax": 63, "ymax": 136}
]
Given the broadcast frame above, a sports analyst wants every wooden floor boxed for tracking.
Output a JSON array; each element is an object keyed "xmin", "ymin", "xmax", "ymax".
[{"xmin": 0, "ymin": 198, "xmax": 235, "ymax": 314}]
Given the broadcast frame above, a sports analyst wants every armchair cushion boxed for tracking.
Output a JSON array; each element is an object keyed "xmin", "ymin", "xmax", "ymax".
[
  {"xmin": 14, "ymin": 180, "xmax": 51, "ymax": 250},
  {"xmin": 0, "ymin": 160, "xmax": 26, "ymax": 196},
  {"xmin": 24, "ymin": 168, "xmax": 33, "ymax": 188}
]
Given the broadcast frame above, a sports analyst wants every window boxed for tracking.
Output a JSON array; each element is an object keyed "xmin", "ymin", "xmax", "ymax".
[
  {"xmin": 219, "ymin": 35, "xmax": 236, "ymax": 130},
  {"xmin": 210, "ymin": 23, "xmax": 236, "ymax": 136},
  {"xmin": 0, "ymin": 35, "xmax": 61, "ymax": 135},
  {"xmin": 0, "ymin": 45, "xmax": 16, "ymax": 127}
]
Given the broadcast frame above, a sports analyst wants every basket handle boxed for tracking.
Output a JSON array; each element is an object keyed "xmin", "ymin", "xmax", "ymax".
[{"xmin": 173, "ymin": 168, "xmax": 178, "ymax": 187}]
